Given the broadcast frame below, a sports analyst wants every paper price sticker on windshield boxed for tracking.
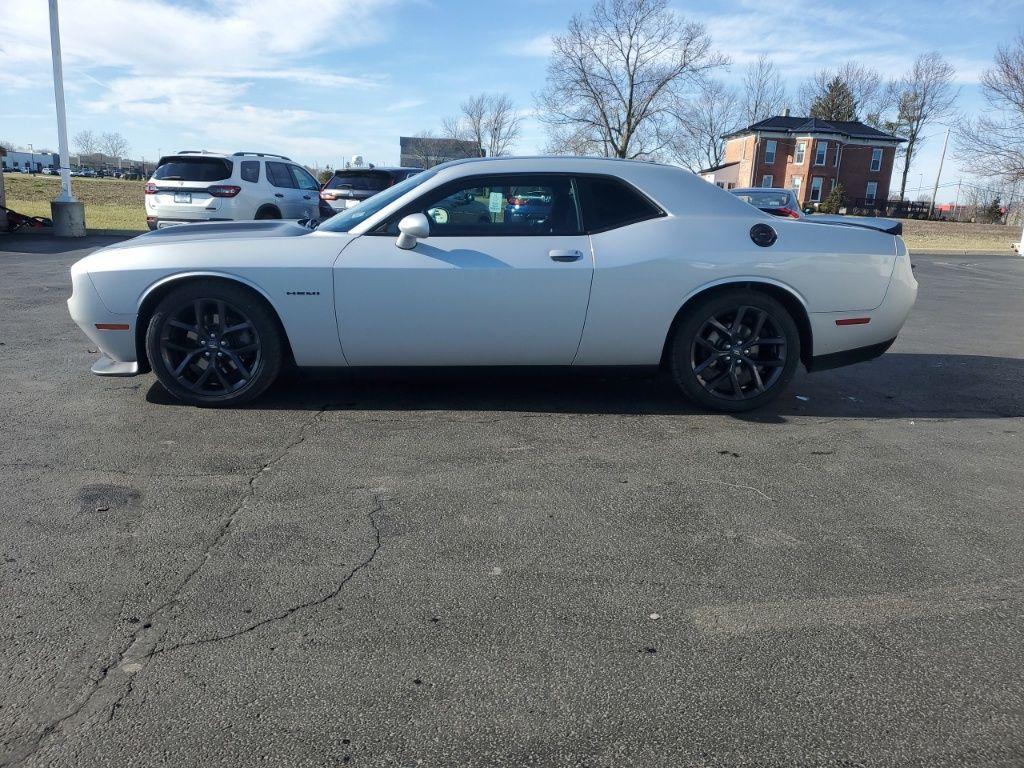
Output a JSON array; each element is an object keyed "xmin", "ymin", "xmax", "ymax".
[{"xmin": 488, "ymin": 192, "xmax": 504, "ymax": 213}]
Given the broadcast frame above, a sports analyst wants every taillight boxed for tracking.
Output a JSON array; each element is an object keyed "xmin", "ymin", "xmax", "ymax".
[
  {"xmin": 781, "ymin": 208, "xmax": 800, "ymax": 218},
  {"xmin": 144, "ymin": 182, "xmax": 158, "ymax": 194},
  {"xmin": 320, "ymin": 190, "xmax": 338, "ymax": 201},
  {"xmin": 207, "ymin": 185, "xmax": 241, "ymax": 198},
  {"xmin": 508, "ymin": 196, "xmax": 527, "ymax": 206}
]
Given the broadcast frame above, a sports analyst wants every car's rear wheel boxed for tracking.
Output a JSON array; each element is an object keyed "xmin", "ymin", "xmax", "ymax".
[
  {"xmin": 255, "ymin": 205, "xmax": 281, "ymax": 220},
  {"xmin": 146, "ymin": 281, "xmax": 283, "ymax": 407},
  {"xmin": 669, "ymin": 289, "xmax": 800, "ymax": 412}
]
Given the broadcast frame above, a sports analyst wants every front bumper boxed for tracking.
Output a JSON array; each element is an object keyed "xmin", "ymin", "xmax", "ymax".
[{"xmin": 67, "ymin": 262, "xmax": 140, "ymax": 376}]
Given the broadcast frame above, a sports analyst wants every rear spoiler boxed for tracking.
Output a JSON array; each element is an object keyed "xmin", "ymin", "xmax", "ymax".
[{"xmin": 817, "ymin": 219, "xmax": 902, "ymax": 236}]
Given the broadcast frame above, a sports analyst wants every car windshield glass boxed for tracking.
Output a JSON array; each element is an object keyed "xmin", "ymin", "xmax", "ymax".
[
  {"xmin": 153, "ymin": 157, "xmax": 232, "ymax": 181},
  {"xmin": 734, "ymin": 191, "xmax": 793, "ymax": 209},
  {"xmin": 326, "ymin": 172, "xmax": 392, "ymax": 191},
  {"xmin": 320, "ymin": 168, "xmax": 438, "ymax": 232}
]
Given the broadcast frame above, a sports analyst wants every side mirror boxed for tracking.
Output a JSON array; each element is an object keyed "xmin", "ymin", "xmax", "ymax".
[{"xmin": 396, "ymin": 213, "xmax": 429, "ymax": 250}]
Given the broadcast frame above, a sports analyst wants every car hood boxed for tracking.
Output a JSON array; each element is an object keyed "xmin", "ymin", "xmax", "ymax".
[
  {"xmin": 129, "ymin": 220, "xmax": 313, "ymax": 246},
  {"xmin": 805, "ymin": 214, "xmax": 902, "ymax": 236}
]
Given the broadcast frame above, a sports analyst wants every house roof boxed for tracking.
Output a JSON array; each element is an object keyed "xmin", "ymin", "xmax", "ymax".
[
  {"xmin": 698, "ymin": 160, "xmax": 739, "ymax": 174},
  {"xmin": 724, "ymin": 116, "xmax": 904, "ymax": 143}
]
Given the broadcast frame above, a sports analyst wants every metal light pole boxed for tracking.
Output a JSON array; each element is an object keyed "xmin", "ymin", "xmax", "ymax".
[
  {"xmin": 48, "ymin": 0, "xmax": 85, "ymax": 236},
  {"xmin": 928, "ymin": 129, "xmax": 949, "ymax": 220}
]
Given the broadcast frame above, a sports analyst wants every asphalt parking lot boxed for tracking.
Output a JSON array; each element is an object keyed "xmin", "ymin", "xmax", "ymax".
[{"xmin": 1, "ymin": 234, "xmax": 1023, "ymax": 768}]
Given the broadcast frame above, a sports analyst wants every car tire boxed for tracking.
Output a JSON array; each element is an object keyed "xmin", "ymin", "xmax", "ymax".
[
  {"xmin": 255, "ymin": 205, "xmax": 281, "ymax": 220},
  {"xmin": 668, "ymin": 289, "xmax": 801, "ymax": 412},
  {"xmin": 146, "ymin": 280, "xmax": 283, "ymax": 407}
]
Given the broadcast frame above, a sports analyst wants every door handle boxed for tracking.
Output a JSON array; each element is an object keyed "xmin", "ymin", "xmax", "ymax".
[
  {"xmin": 303, "ymin": 195, "xmax": 312, "ymax": 200},
  {"xmin": 275, "ymin": 193, "xmax": 284, "ymax": 198},
  {"xmin": 549, "ymin": 249, "xmax": 584, "ymax": 262}
]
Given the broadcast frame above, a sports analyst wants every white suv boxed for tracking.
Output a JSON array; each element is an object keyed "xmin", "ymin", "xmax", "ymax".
[{"xmin": 144, "ymin": 151, "xmax": 323, "ymax": 230}]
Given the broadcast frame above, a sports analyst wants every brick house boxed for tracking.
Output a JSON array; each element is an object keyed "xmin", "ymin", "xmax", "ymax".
[{"xmin": 700, "ymin": 115, "xmax": 904, "ymax": 209}]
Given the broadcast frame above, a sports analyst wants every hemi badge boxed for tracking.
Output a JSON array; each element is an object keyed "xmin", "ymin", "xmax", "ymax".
[
  {"xmin": 95, "ymin": 323, "xmax": 130, "ymax": 331},
  {"xmin": 835, "ymin": 318, "xmax": 870, "ymax": 326}
]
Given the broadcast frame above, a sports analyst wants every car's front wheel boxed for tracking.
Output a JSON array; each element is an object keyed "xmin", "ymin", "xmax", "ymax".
[
  {"xmin": 146, "ymin": 280, "xmax": 283, "ymax": 407},
  {"xmin": 669, "ymin": 289, "xmax": 801, "ymax": 412}
]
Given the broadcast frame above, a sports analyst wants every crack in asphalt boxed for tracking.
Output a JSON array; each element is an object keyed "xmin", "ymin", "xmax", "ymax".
[
  {"xmin": 149, "ymin": 495, "xmax": 383, "ymax": 659},
  {"xmin": 1, "ymin": 404, "xmax": 339, "ymax": 767}
]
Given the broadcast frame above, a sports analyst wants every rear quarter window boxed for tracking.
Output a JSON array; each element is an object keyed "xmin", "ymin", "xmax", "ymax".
[
  {"xmin": 240, "ymin": 160, "xmax": 260, "ymax": 183},
  {"xmin": 575, "ymin": 176, "xmax": 664, "ymax": 233},
  {"xmin": 153, "ymin": 157, "xmax": 232, "ymax": 182}
]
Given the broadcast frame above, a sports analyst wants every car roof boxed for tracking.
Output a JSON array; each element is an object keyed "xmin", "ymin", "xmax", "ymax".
[{"xmin": 334, "ymin": 166, "xmax": 422, "ymax": 173}]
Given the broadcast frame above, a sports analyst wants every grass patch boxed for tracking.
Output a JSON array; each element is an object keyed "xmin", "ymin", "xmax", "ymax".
[
  {"xmin": 900, "ymin": 220, "xmax": 1019, "ymax": 253},
  {"xmin": 4, "ymin": 175, "xmax": 147, "ymax": 231}
]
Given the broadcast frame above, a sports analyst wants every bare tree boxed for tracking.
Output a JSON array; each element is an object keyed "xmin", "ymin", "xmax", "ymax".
[
  {"xmin": 955, "ymin": 33, "xmax": 1024, "ymax": 186},
  {"xmin": 741, "ymin": 53, "xmax": 786, "ymax": 124},
  {"xmin": 887, "ymin": 52, "xmax": 957, "ymax": 200},
  {"xmin": 100, "ymin": 131, "xmax": 130, "ymax": 167},
  {"xmin": 0, "ymin": 139, "xmax": 14, "ymax": 151},
  {"xmin": 797, "ymin": 62, "xmax": 885, "ymax": 123},
  {"xmin": 536, "ymin": 0, "xmax": 728, "ymax": 159},
  {"xmin": 73, "ymin": 130, "xmax": 97, "ymax": 157},
  {"xmin": 670, "ymin": 79, "xmax": 741, "ymax": 171},
  {"xmin": 442, "ymin": 93, "xmax": 523, "ymax": 157}
]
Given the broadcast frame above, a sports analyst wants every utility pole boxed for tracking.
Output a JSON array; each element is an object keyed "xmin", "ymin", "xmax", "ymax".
[
  {"xmin": 952, "ymin": 178, "xmax": 962, "ymax": 222},
  {"xmin": 47, "ymin": 0, "xmax": 84, "ymax": 236},
  {"xmin": 928, "ymin": 128, "xmax": 949, "ymax": 220}
]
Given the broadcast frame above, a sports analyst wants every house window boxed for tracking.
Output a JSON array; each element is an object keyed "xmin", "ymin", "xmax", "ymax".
[
  {"xmin": 870, "ymin": 148, "xmax": 883, "ymax": 172},
  {"xmin": 764, "ymin": 140, "xmax": 777, "ymax": 164},
  {"xmin": 761, "ymin": 174, "xmax": 773, "ymax": 188},
  {"xmin": 810, "ymin": 177, "xmax": 824, "ymax": 202},
  {"xmin": 794, "ymin": 141, "xmax": 806, "ymax": 164},
  {"xmin": 834, "ymin": 145, "xmax": 842, "ymax": 167},
  {"xmin": 814, "ymin": 142, "xmax": 827, "ymax": 166},
  {"xmin": 791, "ymin": 176, "xmax": 802, "ymax": 195},
  {"xmin": 865, "ymin": 181, "xmax": 878, "ymax": 203}
]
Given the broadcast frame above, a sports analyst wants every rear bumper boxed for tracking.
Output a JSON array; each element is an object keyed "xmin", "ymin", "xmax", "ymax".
[
  {"xmin": 146, "ymin": 216, "xmax": 232, "ymax": 231},
  {"xmin": 806, "ymin": 239, "xmax": 917, "ymax": 368},
  {"xmin": 806, "ymin": 337, "xmax": 896, "ymax": 372}
]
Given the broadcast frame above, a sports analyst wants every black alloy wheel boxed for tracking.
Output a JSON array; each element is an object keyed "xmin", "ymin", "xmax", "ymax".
[
  {"xmin": 146, "ymin": 281, "xmax": 283, "ymax": 406},
  {"xmin": 670, "ymin": 290, "xmax": 800, "ymax": 412}
]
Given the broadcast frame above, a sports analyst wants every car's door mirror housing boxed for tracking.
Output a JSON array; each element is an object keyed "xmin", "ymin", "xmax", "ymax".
[{"xmin": 396, "ymin": 213, "xmax": 430, "ymax": 250}]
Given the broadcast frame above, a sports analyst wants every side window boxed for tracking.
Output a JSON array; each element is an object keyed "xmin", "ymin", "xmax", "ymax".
[
  {"xmin": 575, "ymin": 176, "xmax": 663, "ymax": 233},
  {"xmin": 289, "ymin": 165, "xmax": 320, "ymax": 191},
  {"xmin": 240, "ymin": 160, "xmax": 260, "ymax": 183},
  {"xmin": 384, "ymin": 175, "xmax": 582, "ymax": 236},
  {"xmin": 266, "ymin": 161, "xmax": 295, "ymax": 188}
]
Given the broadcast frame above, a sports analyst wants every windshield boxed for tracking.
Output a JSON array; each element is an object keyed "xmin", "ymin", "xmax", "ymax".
[
  {"xmin": 320, "ymin": 168, "xmax": 438, "ymax": 232},
  {"xmin": 734, "ymin": 190, "xmax": 796, "ymax": 209}
]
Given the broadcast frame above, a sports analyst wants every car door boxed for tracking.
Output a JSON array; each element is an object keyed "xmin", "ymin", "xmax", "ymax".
[
  {"xmin": 289, "ymin": 164, "xmax": 321, "ymax": 219},
  {"xmin": 265, "ymin": 161, "xmax": 303, "ymax": 218},
  {"xmin": 334, "ymin": 174, "xmax": 593, "ymax": 366}
]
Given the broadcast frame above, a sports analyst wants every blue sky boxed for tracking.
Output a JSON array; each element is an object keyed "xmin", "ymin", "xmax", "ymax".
[{"xmin": 1, "ymin": 0, "xmax": 1021, "ymax": 202}]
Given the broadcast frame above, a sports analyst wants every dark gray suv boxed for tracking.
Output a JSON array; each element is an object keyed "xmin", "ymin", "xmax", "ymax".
[{"xmin": 319, "ymin": 167, "xmax": 423, "ymax": 213}]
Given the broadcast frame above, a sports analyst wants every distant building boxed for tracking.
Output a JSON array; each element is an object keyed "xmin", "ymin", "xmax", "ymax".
[
  {"xmin": 700, "ymin": 115, "xmax": 904, "ymax": 209},
  {"xmin": 1, "ymin": 149, "xmax": 59, "ymax": 173},
  {"xmin": 399, "ymin": 136, "xmax": 482, "ymax": 168}
]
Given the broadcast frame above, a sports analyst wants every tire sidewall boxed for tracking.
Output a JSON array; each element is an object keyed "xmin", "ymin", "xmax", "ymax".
[
  {"xmin": 146, "ymin": 281, "xmax": 283, "ymax": 407},
  {"xmin": 670, "ymin": 290, "xmax": 801, "ymax": 412}
]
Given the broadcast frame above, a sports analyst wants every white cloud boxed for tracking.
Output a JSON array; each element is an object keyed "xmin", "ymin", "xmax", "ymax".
[{"xmin": 503, "ymin": 33, "xmax": 554, "ymax": 59}]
